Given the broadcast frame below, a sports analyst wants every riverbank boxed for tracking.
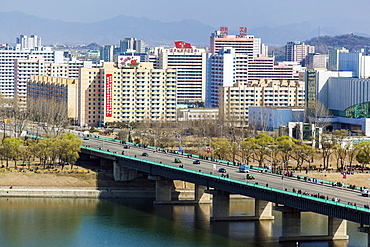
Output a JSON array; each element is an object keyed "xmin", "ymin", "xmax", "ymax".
[{"xmin": 0, "ymin": 186, "xmax": 155, "ymax": 198}]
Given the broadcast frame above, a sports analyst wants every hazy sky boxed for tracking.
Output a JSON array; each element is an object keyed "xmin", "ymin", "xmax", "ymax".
[{"xmin": 1, "ymin": 0, "xmax": 370, "ymax": 28}]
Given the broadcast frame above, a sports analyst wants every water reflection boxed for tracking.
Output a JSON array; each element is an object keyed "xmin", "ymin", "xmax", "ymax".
[{"xmin": 0, "ymin": 197, "xmax": 366, "ymax": 246}]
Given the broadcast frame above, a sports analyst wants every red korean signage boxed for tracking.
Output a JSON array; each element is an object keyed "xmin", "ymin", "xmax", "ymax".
[{"xmin": 105, "ymin": 74, "xmax": 112, "ymax": 117}]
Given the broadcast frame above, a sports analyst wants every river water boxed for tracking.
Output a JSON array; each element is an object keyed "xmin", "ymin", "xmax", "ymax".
[{"xmin": 0, "ymin": 197, "xmax": 366, "ymax": 247}]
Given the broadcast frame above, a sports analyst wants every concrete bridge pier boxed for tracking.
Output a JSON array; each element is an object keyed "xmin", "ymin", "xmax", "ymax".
[
  {"xmin": 194, "ymin": 185, "xmax": 211, "ymax": 204},
  {"xmin": 357, "ymin": 225, "xmax": 370, "ymax": 247},
  {"xmin": 276, "ymin": 206, "xmax": 349, "ymax": 243},
  {"xmin": 113, "ymin": 161, "xmax": 138, "ymax": 181},
  {"xmin": 208, "ymin": 190, "xmax": 274, "ymax": 221},
  {"xmin": 149, "ymin": 175, "xmax": 174, "ymax": 204}
]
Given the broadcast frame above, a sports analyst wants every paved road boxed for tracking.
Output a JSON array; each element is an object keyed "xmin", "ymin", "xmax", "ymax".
[{"xmin": 80, "ymin": 136, "xmax": 369, "ymax": 208}]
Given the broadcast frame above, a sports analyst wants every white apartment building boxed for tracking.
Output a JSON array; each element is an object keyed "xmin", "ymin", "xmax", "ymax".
[
  {"xmin": 157, "ymin": 46, "xmax": 208, "ymax": 105},
  {"xmin": 338, "ymin": 51, "xmax": 370, "ymax": 78},
  {"xmin": 206, "ymin": 47, "xmax": 301, "ymax": 108},
  {"xmin": 16, "ymin": 35, "xmax": 42, "ymax": 50},
  {"xmin": 0, "ymin": 47, "xmax": 64, "ymax": 98},
  {"xmin": 218, "ymin": 80, "xmax": 305, "ymax": 126},
  {"xmin": 285, "ymin": 41, "xmax": 315, "ymax": 64},
  {"xmin": 210, "ymin": 27, "xmax": 264, "ymax": 57}
]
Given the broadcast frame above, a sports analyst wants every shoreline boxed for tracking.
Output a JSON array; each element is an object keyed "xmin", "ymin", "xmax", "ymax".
[{"xmin": 0, "ymin": 186, "xmax": 156, "ymax": 199}]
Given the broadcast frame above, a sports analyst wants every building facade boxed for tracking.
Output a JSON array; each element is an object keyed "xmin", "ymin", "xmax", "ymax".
[
  {"xmin": 328, "ymin": 47, "xmax": 349, "ymax": 71},
  {"xmin": 27, "ymin": 62, "xmax": 178, "ymax": 126},
  {"xmin": 79, "ymin": 62, "xmax": 177, "ymax": 126},
  {"xmin": 0, "ymin": 47, "xmax": 64, "ymax": 98},
  {"xmin": 120, "ymin": 38, "xmax": 146, "ymax": 53},
  {"xmin": 285, "ymin": 41, "xmax": 315, "ymax": 64},
  {"xmin": 206, "ymin": 48, "xmax": 300, "ymax": 108},
  {"xmin": 218, "ymin": 80, "xmax": 305, "ymax": 127},
  {"xmin": 16, "ymin": 35, "xmax": 42, "ymax": 50},
  {"xmin": 28, "ymin": 75, "xmax": 78, "ymax": 122},
  {"xmin": 157, "ymin": 46, "xmax": 208, "ymax": 105},
  {"xmin": 210, "ymin": 27, "xmax": 263, "ymax": 57},
  {"xmin": 305, "ymin": 53, "xmax": 327, "ymax": 70}
]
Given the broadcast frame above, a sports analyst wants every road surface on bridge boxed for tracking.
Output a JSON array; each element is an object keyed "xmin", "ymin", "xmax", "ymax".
[{"xmin": 82, "ymin": 137, "xmax": 368, "ymax": 208}]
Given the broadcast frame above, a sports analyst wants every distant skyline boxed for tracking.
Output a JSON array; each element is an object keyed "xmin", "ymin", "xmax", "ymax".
[{"xmin": 2, "ymin": 0, "xmax": 370, "ymax": 33}]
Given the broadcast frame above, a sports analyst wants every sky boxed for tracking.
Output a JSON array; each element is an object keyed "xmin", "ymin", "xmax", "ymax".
[{"xmin": 1, "ymin": 0, "xmax": 370, "ymax": 29}]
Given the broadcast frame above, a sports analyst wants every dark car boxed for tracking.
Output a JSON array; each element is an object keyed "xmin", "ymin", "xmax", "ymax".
[
  {"xmin": 141, "ymin": 152, "xmax": 149, "ymax": 157},
  {"xmin": 123, "ymin": 145, "xmax": 130, "ymax": 149},
  {"xmin": 246, "ymin": 174, "xmax": 255, "ymax": 179},
  {"xmin": 193, "ymin": 160, "xmax": 201, "ymax": 164},
  {"xmin": 218, "ymin": 168, "xmax": 226, "ymax": 173}
]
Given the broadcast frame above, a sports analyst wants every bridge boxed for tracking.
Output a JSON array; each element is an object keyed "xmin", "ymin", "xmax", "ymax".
[{"xmin": 30, "ymin": 133, "xmax": 370, "ymax": 244}]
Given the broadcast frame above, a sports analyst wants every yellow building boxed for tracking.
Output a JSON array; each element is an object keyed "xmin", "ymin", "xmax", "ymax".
[
  {"xmin": 28, "ymin": 75, "xmax": 78, "ymax": 122},
  {"xmin": 218, "ymin": 79, "xmax": 305, "ymax": 127},
  {"xmin": 28, "ymin": 62, "xmax": 177, "ymax": 127}
]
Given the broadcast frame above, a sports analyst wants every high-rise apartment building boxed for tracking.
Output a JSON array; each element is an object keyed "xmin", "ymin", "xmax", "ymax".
[
  {"xmin": 28, "ymin": 62, "xmax": 177, "ymax": 126},
  {"xmin": 79, "ymin": 62, "xmax": 177, "ymax": 126},
  {"xmin": 120, "ymin": 38, "xmax": 146, "ymax": 53},
  {"xmin": 210, "ymin": 27, "xmax": 263, "ymax": 57},
  {"xmin": 285, "ymin": 41, "xmax": 315, "ymax": 64},
  {"xmin": 305, "ymin": 53, "xmax": 327, "ymax": 70},
  {"xmin": 100, "ymin": 45, "xmax": 115, "ymax": 62},
  {"xmin": 16, "ymin": 35, "xmax": 42, "ymax": 50},
  {"xmin": 0, "ymin": 46, "xmax": 64, "ymax": 98},
  {"xmin": 206, "ymin": 48, "xmax": 301, "ymax": 108},
  {"xmin": 328, "ymin": 47, "xmax": 349, "ymax": 71},
  {"xmin": 156, "ymin": 44, "xmax": 208, "ymax": 105},
  {"xmin": 206, "ymin": 47, "xmax": 249, "ymax": 108}
]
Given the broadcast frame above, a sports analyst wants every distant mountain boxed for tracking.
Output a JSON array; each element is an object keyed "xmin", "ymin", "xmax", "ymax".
[
  {"xmin": 0, "ymin": 11, "xmax": 215, "ymax": 47},
  {"xmin": 1, "ymin": 11, "xmax": 369, "ymax": 48},
  {"xmin": 305, "ymin": 34, "xmax": 370, "ymax": 54}
]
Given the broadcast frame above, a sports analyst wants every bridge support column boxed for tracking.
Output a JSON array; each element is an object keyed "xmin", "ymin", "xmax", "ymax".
[
  {"xmin": 328, "ymin": 217, "xmax": 348, "ymax": 240},
  {"xmin": 149, "ymin": 175, "xmax": 174, "ymax": 204},
  {"xmin": 358, "ymin": 225, "xmax": 370, "ymax": 247},
  {"xmin": 113, "ymin": 162, "xmax": 138, "ymax": 181},
  {"xmin": 195, "ymin": 185, "xmax": 211, "ymax": 204},
  {"xmin": 254, "ymin": 199, "xmax": 274, "ymax": 220},
  {"xmin": 211, "ymin": 190, "xmax": 230, "ymax": 221},
  {"xmin": 280, "ymin": 207, "xmax": 301, "ymax": 241},
  {"xmin": 276, "ymin": 206, "xmax": 349, "ymax": 242}
]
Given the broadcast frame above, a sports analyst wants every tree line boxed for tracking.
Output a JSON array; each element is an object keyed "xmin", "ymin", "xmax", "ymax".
[{"xmin": 0, "ymin": 133, "xmax": 81, "ymax": 169}]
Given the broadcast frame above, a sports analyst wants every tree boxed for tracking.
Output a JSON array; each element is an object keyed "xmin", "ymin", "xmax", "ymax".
[
  {"xmin": 320, "ymin": 134, "xmax": 335, "ymax": 169},
  {"xmin": 248, "ymin": 133, "xmax": 275, "ymax": 167},
  {"xmin": 276, "ymin": 136, "xmax": 297, "ymax": 168},
  {"xmin": 57, "ymin": 133, "xmax": 82, "ymax": 169},
  {"xmin": 2, "ymin": 138, "xmax": 23, "ymax": 169},
  {"xmin": 356, "ymin": 142, "xmax": 370, "ymax": 167}
]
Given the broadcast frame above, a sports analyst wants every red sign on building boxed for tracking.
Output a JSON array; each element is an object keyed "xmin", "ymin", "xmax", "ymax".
[
  {"xmin": 105, "ymin": 74, "xmax": 112, "ymax": 117},
  {"xmin": 239, "ymin": 27, "xmax": 247, "ymax": 36},
  {"xmin": 220, "ymin": 27, "xmax": 228, "ymax": 36},
  {"xmin": 174, "ymin": 41, "xmax": 192, "ymax": 49}
]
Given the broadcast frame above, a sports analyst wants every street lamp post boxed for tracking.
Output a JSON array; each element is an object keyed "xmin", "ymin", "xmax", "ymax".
[
  {"xmin": 282, "ymin": 160, "xmax": 290, "ymax": 190},
  {"xmin": 322, "ymin": 169, "xmax": 325, "ymax": 195}
]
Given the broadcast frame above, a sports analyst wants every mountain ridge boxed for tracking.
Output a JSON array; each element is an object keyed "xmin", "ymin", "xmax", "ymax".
[{"xmin": 0, "ymin": 11, "xmax": 369, "ymax": 47}]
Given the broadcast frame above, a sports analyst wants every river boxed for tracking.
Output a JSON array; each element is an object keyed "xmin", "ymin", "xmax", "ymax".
[{"xmin": 0, "ymin": 197, "xmax": 366, "ymax": 247}]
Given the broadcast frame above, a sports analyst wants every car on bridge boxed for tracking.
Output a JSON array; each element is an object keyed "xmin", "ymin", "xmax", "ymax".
[
  {"xmin": 193, "ymin": 160, "xmax": 201, "ymax": 164},
  {"xmin": 174, "ymin": 158, "xmax": 182, "ymax": 163},
  {"xmin": 362, "ymin": 189, "xmax": 370, "ymax": 197},
  {"xmin": 246, "ymin": 174, "xmax": 255, "ymax": 179},
  {"xmin": 218, "ymin": 168, "xmax": 226, "ymax": 173},
  {"xmin": 142, "ymin": 152, "xmax": 149, "ymax": 157},
  {"xmin": 123, "ymin": 145, "xmax": 130, "ymax": 149}
]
